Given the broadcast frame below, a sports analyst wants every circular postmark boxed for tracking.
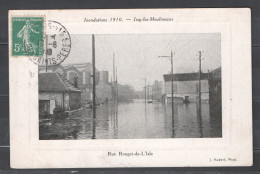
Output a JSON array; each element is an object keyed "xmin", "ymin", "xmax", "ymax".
[{"xmin": 25, "ymin": 20, "xmax": 71, "ymax": 66}]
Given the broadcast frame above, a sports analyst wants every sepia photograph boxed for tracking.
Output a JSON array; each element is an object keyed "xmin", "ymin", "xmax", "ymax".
[
  {"xmin": 9, "ymin": 9, "xmax": 252, "ymax": 168},
  {"xmin": 38, "ymin": 33, "xmax": 222, "ymax": 140}
]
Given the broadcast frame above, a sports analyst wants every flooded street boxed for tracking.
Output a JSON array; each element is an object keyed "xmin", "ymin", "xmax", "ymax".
[{"xmin": 40, "ymin": 99, "xmax": 221, "ymax": 139}]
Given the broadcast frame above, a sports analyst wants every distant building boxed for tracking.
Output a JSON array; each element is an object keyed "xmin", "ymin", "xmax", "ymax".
[
  {"xmin": 117, "ymin": 84, "xmax": 135, "ymax": 102},
  {"xmin": 64, "ymin": 65, "xmax": 82, "ymax": 88},
  {"xmin": 63, "ymin": 63, "xmax": 100, "ymax": 101},
  {"xmin": 133, "ymin": 90, "xmax": 144, "ymax": 99},
  {"xmin": 146, "ymin": 85, "xmax": 153, "ymax": 101},
  {"xmin": 96, "ymin": 71, "xmax": 113, "ymax": 103},
  {"xmin": 152, "ymin": 80, "xmax": 163, "ymax": 101},
  {"xmin": 163, "ymin": 72, "xmax": 209, "ymax": 103},
  {"xmin": 38, "ymin": 65, "xmax": 66, "ymax": 76},
  {"xmin": 39, "ymin": 73, "xmax": 81, "ymax": 116},
  {"xmin": 96, "ymin": 83, "xmax": 112, "ymax": 103},
  {"xmin": 99, "ymin": 71, "xmax": 109, "ymax": 84},
  {"xmin": 40, "ymin": 63, "xmax": 100, "ymax": 88}
]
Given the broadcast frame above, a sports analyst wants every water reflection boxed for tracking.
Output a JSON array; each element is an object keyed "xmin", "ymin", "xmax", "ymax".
[{"xmin": 39, "ymin": 99, "xmax": 221, "ymax": 139}]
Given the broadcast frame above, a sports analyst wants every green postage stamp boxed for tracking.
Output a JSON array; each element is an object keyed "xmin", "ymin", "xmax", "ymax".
[{"xmin": 12, "ymin": 17, "xmax": 44, "ymax": 56}]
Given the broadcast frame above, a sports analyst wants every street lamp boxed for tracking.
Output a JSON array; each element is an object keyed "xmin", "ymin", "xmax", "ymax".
[{"xmin": 159, "ymin": 51, "xmax": 174, "ymax": 118}]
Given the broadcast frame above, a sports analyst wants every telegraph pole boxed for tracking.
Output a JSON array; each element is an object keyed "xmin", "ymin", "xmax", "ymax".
[
  {"xmin": 113, "ymin": 53, "xmax": 116, "ymax": 101},
  {"xmin": 113, "ymin": 52, "xmax": 115, "ymax": 83},
  {"xmin": 170, "ymin": 51, "xmax": 174, "ymax": 116},
  {"xmin": 92, "ymin": 34, "xmax": 96, "ymax": 119},
  {"xmin": 147, "ymin": 83, "xmax": 149, "ymax": 101},
  {"xmin": 159, "ymin": 51, "xmax": 174, "ymax": 118},
  {"xmin": 116, "ymin": 66, "xmax": 118, "ymax": 102},
  {"xmin": 198, "ymin": 51, "xmax": 202, "ymax": 117}
]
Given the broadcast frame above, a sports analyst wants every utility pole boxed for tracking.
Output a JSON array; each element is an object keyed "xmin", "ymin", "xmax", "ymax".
[
  {"xmin": 198, "ymin": 51, "xmax": 202, "ymax": 117},
  {"xmin": 113, "ymin": 52, "xmax": 115, "ymax": 83},
  {"xmin": 145, "ymin": 78, "xmax": 147, "ymax": 103},
  {"xmin": 170, "ymin": 51, "xmax": 174, "ymax": 115},
  {"xmin": 92, "ymin": 34, "xmax": 96, "ymax": 119},
  {"xmin": 116, "ymin": 66, "xmax": 118, "ymax": 102},
  {"xmin": 147, "ymin": 83, "xmax": 149, "ymax": 101},
  {"xmin": 140, "ymin": 77, "xmax": 147, "ymax": 103},
  {"xmin": 113, "ymin": 52, "xmax": 116, "ymax": 101},
  {"xmin": 159, "ymin": 51, "xmax": 174, "ymax": 118},
  {"xmin": 144, "ymin": 78, "xmax": 146, "ymax": 104}
]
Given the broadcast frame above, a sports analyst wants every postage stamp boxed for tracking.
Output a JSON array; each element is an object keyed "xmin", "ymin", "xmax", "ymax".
[{"xmin": 11, "ymin": 17, "xmax": 44, "ymax": 56}]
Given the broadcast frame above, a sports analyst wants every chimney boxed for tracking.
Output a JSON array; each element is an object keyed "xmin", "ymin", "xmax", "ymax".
[{"xmin": 74, "ymin": 74, "xmax": 78, "ymax": 88}]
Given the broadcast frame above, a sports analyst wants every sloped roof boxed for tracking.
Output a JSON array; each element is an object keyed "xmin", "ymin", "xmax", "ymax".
[
  {"xmin": 209, "ymin": 67, "xmax": 221, "ymax": 80},
  {"xmin": 163, "ymin": 72, "xmax": 208, "ymax": 82},
  {"xmin": 73, "ymin": 62, "xmax": 91, "ymax": 68},
  {"xmin": 38, "ymin": 65, "xmax": 66, "ymax": 72},
  {"xmin": 64, "ymin": 65, "xmax": 81, "ymax": 73},
  {"xmin": 39, "ymin": 73, "xmax": 81, "ymax": 93},
  {"xmin": 63, "ymin": 63, "xmax": 99, "ymax": 72}
]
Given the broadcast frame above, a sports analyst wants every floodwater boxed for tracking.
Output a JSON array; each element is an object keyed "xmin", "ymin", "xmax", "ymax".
[{"xmin": 39, "ymin": 99, "xmax": 222, "ymax": 139}]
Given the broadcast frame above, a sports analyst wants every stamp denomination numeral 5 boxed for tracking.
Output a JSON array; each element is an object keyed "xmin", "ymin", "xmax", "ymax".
[{"xmin": 14, "ymin": 43, "xmax": 20, "ymax": 52}]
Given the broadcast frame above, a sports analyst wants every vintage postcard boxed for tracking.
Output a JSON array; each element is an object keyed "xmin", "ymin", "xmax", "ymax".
[{"xmin": 9, "ymin": 9, "xmax": 252, "ymax": 168}]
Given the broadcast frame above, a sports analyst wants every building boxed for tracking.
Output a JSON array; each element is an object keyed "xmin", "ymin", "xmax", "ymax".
[
  {"xmin": 99, "ymin": 71, "xmax": 109, "ymax": 84},
  {"xmin": 146, "ymin": 85, "xmax": 152, "ymax": 101},
  {"xmin": 163, "ymin": 72, "xmax": 209, "ymax": 103},
  {"xmin": 117, "ymin": 84, "xmax": 135, "ymax": 102},
  {"xmin": 64, "ymin": 65, "xmax": 82, "ymax": 88},
  {"xmin": 63, "ymin": 63, "xmax": 100, "ymax": 101},
  {"xmin": 96, "ymin": 71, "xmax": 112, "ymax": 103},
  {"xmin": 39, "ymin": 73, "xmax": 81, "ymax": 116},
  {"xmin": 96, "ymin": 83, "xmax": 112, "ymax": 103},
  {"xmin": 64, "ymin": 63, "xmax": 100, "ymax": 86},
  {"xmin": 152, "ymin": 80, "xmax": 163, "ymax": 101},
  {"xmin": 38, "ymin": 65, "xmax": 67, "ymax": 76},
  {"xmin": 208, "ymin": 67, "xmax": 221, "ymax": 114}
]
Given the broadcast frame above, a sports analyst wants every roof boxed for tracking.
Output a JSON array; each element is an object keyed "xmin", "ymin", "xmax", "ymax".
[
  {"xmin": 63, "ymin": 63, "xmax": 99, "ymax": 73},
  {"xmin": 63, "ymin": 63, "xmax": 91, "ymax": 70},
  {"xmin": 39, "ymin": 73, "xmax": 81, "ymax": 93},
  {"xmin": 163, "ymin": 72, "xmax": 208, "ymax": 82},
  {"xmin": 38, "ymin": 64, "xmax": 66, "ymax": 72},
  {"xmin": 211, "ymin": 67, "xmax": 221, "ymax": 73},
  {"xmin": 63, "ymin": 65, "xmax": 81, "ymax": 72},
  {"xmin": 209, "ymin": 67, "xmax": 221, "ymax": 80},
  {"xmin": 73, "ymin": 63, "xmax": 92, "ymax": 68}
]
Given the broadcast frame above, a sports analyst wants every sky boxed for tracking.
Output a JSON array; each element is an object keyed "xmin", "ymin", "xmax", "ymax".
[{"xmin": 62, "ymin": 33, "xmax": 221, "ymax": 91}]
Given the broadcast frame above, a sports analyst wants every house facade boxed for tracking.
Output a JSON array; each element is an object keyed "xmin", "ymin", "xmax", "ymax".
[
  {"xmin": 163, "ymin": 72, "xmax": 209, "ymax": 103},
  {"xmin": 39, "ymin": 73, "xmax": 81, "ymax": 116}
]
